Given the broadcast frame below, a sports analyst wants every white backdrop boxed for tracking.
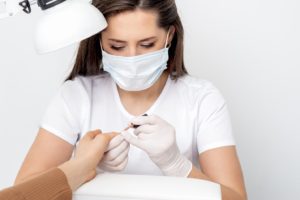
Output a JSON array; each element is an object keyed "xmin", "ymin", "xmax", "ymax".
[{"xmin": 0, "ymin": 1, "xmax": 299, "ymax": 200}]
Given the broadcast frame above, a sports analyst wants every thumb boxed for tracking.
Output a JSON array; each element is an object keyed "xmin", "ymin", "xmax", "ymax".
[{"xmin": 122, "ymin": 130, "xmax": 144, "ymax": 149}]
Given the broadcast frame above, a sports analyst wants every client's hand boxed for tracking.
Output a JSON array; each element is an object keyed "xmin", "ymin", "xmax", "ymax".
[{"xmin": 58, "ymin": 130, "xmax": 117, "ymax": 191}]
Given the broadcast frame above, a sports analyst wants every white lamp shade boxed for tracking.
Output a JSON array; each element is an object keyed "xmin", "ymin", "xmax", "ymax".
[{"xmin": 35, "ymin": 1, "xmax": 107, "ymax": 54}]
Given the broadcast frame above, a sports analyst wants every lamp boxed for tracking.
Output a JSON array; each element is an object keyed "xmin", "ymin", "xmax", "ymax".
[
  {"xmin": 35, "ymin": 0, "xmax": 107, "ymax": 53},
  {"xmin": 0, "ymin": 0, "xmax": 107, "ymax": 53}
]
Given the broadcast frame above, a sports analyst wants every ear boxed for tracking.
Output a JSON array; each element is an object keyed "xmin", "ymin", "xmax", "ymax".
[{"xmin": 167, "ymin": 25, "xmax": 176, "ymax": 47}]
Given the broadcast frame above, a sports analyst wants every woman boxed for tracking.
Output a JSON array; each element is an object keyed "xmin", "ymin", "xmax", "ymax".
[{"xmin": 15, "ymin": 0, "xmax": 247, "ymax": 199}]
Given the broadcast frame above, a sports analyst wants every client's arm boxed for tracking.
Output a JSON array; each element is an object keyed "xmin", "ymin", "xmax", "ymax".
[{"xmin": 0, "ymin": 130, "xmax": 117, "ymax": 200}]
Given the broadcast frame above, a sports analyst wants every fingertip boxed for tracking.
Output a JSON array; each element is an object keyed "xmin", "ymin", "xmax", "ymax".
[
  {"xmin": 93, "ymin": 129, "xmax": 102, "ymax": 134},
  {"xmin": 103, "ymin": 132, "xmax": 119, "ymax": 142},
  {"xmin": 88, "ymin": 130, "xmax": 101, "ymax": 138}
]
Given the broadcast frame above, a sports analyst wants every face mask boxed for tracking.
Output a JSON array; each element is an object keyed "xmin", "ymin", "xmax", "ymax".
[{"xmin": 101, "ymin": 30, "xmax": 170, "ymax": 91}]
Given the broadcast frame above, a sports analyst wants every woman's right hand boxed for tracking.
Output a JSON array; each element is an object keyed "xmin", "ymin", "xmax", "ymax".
[{"xmin": 98, "ymin": 134, "xmax": 130, "ymax": 171}]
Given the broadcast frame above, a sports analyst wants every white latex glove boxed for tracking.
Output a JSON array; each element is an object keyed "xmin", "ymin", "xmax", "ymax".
[
  {"xmin": 122, "ymin": 115, "xmax": 192, "ymax": 177},
  {"xmin": 98, "ymin": 134, "xmax": 129, "ymax": 171}
]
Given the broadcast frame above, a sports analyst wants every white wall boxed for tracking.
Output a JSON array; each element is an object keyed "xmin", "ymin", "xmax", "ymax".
[
  {"xmin": 0, "ymin": 1, "xmax": 299, "ymax": 200},
  {"xmin": 0, "ymin": 7, "xmax": 77, "ymax": 188},
  {"xmin": 176, "ymin": 1, "xmax": 300, "ymax": 199}
]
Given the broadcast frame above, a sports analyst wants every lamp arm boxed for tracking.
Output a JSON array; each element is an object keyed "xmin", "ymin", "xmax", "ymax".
[
  {"xmin": 0, "ymin": 0, "xmax": 95, "ymax": 19},
  {"xmin": 0, "ymin": 0, "xmax": 37, "ymax": 19}
]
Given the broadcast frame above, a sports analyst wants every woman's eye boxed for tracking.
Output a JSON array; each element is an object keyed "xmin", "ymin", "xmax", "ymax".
[
  {"xmin": 111, "ymin": 46, "xmax": 124, "ymax": 51},
  {"xmin": 141, "ymin": 43, "xmax": 155, "ymax": 48},
  {"xmin": 110, "ymin": 43, "xmax": 155, "ymax": 51}
]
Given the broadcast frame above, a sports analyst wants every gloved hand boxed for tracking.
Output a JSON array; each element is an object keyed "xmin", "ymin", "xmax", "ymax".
[
  {"xmin": 98, "ymin": 134, "xmax": 129, "ymax": 171},
  {"xmin": 122, "ymin": 115, "xmax": 192, "ymax": 177}
]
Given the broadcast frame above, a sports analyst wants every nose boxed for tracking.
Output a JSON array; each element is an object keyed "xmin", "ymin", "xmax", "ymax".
[{"xmin": 126, "ymin": 46, "xmax": 137, "ymax": 57}]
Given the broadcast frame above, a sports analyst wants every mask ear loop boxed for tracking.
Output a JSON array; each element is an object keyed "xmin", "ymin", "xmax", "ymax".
[
  {"xmin": 165, "ymin": 28, "xmax": 171, "ymax": 48},
  {"xmin": 99, "ymin": 39, "xmax": 104, "ymax": 52}
]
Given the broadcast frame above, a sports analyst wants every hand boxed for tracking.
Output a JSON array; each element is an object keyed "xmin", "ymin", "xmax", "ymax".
[
  {"xmin": 58, "ymin": 130, "xmax": 117, "ymax": 191},
  {"xmin": 122, "ymin": 115, "xmax": 192, "ymax": 177},
  {"xmin": 98, "ymin": 134, "xmax": 130, "ymax": 171}
]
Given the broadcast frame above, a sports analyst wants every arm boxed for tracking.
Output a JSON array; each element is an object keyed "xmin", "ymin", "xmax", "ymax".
[
  {"xmin": 1, "ymin": 130, "xmax": 117, "ymax": 200},
  {"xmin": 123, "ymin": 115, "xmax": 247, "ymax": 199},
  {"xmin": 14, "ymin": 128, "xmax": 74, "ymax": 185},
  {"xmin": 0, "ymin": 168, "xmax": 71, "ymax": 200},
  {"xmin": 188, "ymin": 146, "xmax": 247, "ymax": 200}
]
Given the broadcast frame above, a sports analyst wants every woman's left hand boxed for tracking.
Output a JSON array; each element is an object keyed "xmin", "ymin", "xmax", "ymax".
[
  {"xmin": 98, "ymin": 134, "xmax": 130, "ymax": 172},
  {"xmin": 122, "ymin": 115, "xmax": 192, "ymax": 177}
]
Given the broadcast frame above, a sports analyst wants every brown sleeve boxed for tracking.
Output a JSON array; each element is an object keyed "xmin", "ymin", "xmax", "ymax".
[{"xmin": 0, "ymin": 168, "xmax": 72, "ymax": 200}]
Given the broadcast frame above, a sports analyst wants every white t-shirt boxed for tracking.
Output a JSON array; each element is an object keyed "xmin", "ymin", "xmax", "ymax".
[{"xmin": 40, "ymin": 73, "xmax": 235, "ymax": 175}]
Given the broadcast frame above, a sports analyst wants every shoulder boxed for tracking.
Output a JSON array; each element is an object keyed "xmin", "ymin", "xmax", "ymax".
[
  {"xmin": 60, "ymin": 73, "xmax": 111, "ymax": 100},
  {"xmin": 173, "ymin": 75, "xmax": 225, "ymax": 104}
]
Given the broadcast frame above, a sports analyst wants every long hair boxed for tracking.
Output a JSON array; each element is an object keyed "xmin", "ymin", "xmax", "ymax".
[{"xmin": 66, "ymin": 0, "xmax": 187, "ymax": 81}]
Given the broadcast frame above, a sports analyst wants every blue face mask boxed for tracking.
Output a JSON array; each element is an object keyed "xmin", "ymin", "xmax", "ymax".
[{"xmin": 101, "ymin": 31, "xmax": 170, "ymax": 91}]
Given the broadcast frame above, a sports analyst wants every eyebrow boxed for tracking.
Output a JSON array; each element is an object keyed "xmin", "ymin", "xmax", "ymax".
[{"xmin": 108, "ymin": 37, "xmax": 157, "ymax": 43}]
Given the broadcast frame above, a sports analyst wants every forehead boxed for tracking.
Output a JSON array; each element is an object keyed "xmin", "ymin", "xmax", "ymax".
[{"xmin": 102, "ymin": 9, "xmax": 165, "ymax": 40}]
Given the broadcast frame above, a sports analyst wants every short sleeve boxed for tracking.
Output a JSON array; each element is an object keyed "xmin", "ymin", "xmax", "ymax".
[
  {"xmin": 40, "ymin": 79, "xmax": 87, "ymax": 145},
  {"xmin": 196, "ymin": 84, "xmax": 235, "ymax": 154}
]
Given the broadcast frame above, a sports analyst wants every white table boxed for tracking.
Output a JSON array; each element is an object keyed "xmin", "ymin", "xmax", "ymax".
[{"xmin": 73, "ymin": 173, "xmax": 221, "ymax": 200}]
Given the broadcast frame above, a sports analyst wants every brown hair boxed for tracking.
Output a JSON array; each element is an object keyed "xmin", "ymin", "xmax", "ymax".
[{"xmin": 66, "ymin": 0, "xmax": 188, "ymax": 81}]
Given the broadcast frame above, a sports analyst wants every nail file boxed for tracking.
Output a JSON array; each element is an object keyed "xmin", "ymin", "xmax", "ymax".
[{"xmin": 132, "ymin": 113, "xmax": 148, "ymax": 128}]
